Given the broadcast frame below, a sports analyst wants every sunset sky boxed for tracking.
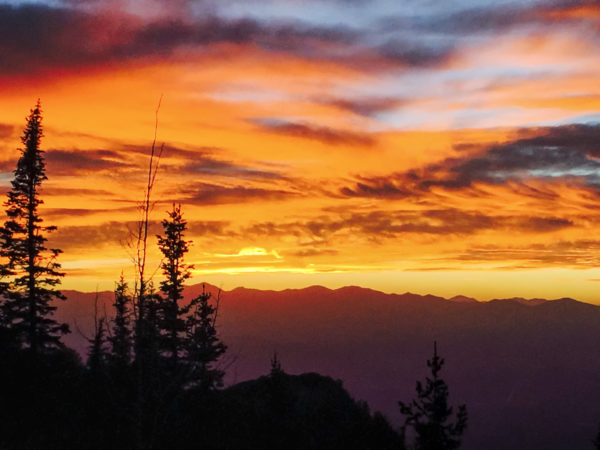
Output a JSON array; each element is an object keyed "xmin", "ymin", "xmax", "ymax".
[{"xmin": 1, "ymin": 0, "xmax": 600, "ymax": 302}]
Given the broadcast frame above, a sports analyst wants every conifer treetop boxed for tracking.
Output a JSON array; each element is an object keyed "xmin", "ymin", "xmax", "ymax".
[{"xmin": 0, "ymin": 100, "xmax": 68, "ymax": 353}]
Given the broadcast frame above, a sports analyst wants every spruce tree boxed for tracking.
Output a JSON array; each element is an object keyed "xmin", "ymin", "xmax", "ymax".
[
  {"xmin": 0, "ymin": 101, "xmax": 68, "ymax": 353},
  {"xmin": 399, "ymin": 342, "xmax": 467, "ymax": 450},
  {"xmin": 184, "ymin": 284, "xmax": 227, "ymax": 390},
  {"xmin": 270, "ymin": 351, "xmax": 284, "ymax": 378},
  {"xmin": 156, "ymin": 204, "xmax": 191, "ymax": 364},
  {"xmin": 87, "ymin": 317, "xmax": 108, "ymax": 373},
  {"xmin": 109, "ymin": 274, "xmax": 133, "ymax": 367}
]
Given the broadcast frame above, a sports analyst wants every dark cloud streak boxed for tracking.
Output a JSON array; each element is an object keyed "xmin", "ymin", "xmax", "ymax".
[
  {"xmin": 324, "ymin": 97, "xmax": 406, "ymax": 117},
  {"xmin": 242, "ymin": 209, "xmax": 573, "ymax": 243},
  {"xmin": 342, "ymin": 124, "xmax": 600, "ymax": 199},
  {"xmin": 178, "ymin": 181, "xmax": 297, "ymax": 205},
  {"xmin": 45, "ymin": 149, "xmax": 134, "ymax": 175},
  {"xmin": 0, "ymin": 3, "xmax": 454, "ymax": 76},
  {"xmin": 251, "ymin": 118, "xmax": 376, "ymax": 147}
]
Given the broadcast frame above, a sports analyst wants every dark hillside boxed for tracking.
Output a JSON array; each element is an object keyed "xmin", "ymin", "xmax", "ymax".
[{"xmin": 57, "ymin": 284, "xmax": 600, "ymax": 449}]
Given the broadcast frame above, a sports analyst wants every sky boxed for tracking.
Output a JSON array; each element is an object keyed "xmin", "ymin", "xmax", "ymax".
[{"xmin": 1, "ymin": 0, "xmax": 600, "ymax": 302}]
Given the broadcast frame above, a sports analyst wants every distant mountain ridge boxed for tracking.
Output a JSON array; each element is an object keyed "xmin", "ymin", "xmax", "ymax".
[
  {"xmin": 56, "ymin": 283, "xmax": 600, "ymax": 450},
  {"xmin": 59, "ymin": 283, "xmax": 595, "ymax": 310}
]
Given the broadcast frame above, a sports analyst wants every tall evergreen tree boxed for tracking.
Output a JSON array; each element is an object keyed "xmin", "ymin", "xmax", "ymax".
[
  {"xmin": 399, "ymin": 342, "xmax": 467, "ymax": 450},
  {"xmin": 156, "ymin": 204, "xmax": 191, "ymax": 364},
  {"xmin": 0, "ymin": 101, "xmax": 68, "ymax": 353}
]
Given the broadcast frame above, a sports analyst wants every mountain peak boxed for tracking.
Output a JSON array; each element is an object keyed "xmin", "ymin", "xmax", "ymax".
[{"xmin": 449, "ymin": 295, "xmax": 479, "ymax": 303}]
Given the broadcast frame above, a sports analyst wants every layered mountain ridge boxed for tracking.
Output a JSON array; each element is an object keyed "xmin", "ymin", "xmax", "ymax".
[{"xmin": 56, "ymin": 283, "xmax": 600, "ymax": 450}]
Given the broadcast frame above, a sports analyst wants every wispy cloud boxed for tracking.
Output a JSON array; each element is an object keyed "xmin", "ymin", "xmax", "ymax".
[
  {"xmin": 45, "ymin": 149, "xmax": 135, "ymax": 175},
  {"xmin": 178, "ymin": 181, "xmax": 297, "ymax": 205},
  {"xmin": 323, "ymin": 97, "xmax": 406, "ymax": 118},
  {"xmin": 453, "ymin": 239, "xmax": 600, "ymax": 268},
  {"xmin": 251, "ymin": 118, "xmax": 376, "ymax": 147}
]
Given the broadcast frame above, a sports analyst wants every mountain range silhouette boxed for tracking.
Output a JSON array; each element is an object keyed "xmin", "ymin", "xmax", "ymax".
[{"xmin": 57, "ymin": 283, "xmax": 600, "ymax": 450}]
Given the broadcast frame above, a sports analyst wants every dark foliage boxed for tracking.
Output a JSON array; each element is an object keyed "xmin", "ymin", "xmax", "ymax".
[
  {"xmin": 183, "ymin": 285, "xmax": 227, "ymax": 390},
  {"xmin": 0, "ymin": 340, "xmax": 402, "ymax": 450},
  {"xmin": 0, "ymin": 101, "xmax": 68, "ymax": 353},
  {"xmin": 168, "ymin": 371, "xmax": 404, "ymax": 450},
  {"xmin": 270, "ymin": 351, "xmax": 283, "ymax": 377},
  {"xmin": 0, "ymin": 347, "xmax": 84, "ymax": 450},
  {"xmin": 156, "ymin": 204, "xmax": 191, "ymax": 365},
  {"xmin": 75, "ymin": 205, "xmax": 229, "ymax": 450},
  {"xmin": 109, "ymin": 274, "xmax": 133, "ymax": 368},
  {"xmin": 87, "ymin": 316, "xmax": 107, "ymax": 373},
  {"xmin": 155, "ymin": 205, "xmax": 227, "ymax": 390},
  {"xmin": 399, "ymin": 342, "xmax": 468, "ymax": 450}
]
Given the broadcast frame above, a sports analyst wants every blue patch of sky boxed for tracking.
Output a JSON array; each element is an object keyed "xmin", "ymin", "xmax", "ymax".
[
  {"xmin": 213, "ymin": 0, "xmax": 396, "ymax": 28},
  {"xmin": 3, "ymin": 0, "xmax": 63, "ymax": 6},
  {"xmin": 373, "ymin": 109, "xmax": 440, "ymax": 130},
  {"xmin": 329, "ymin": 68, "xmax": 519, "ymax": 113},
  {"xmin": 323, "ymin": 46, "xmax": 582, "ymax": 127},
  {"xmin": 449, "ymin": 107, "xmax": 527, "ymax": 128},
  {"xmin": 529, "ymin": 167, "xmax": 600, "ymax": 178},
  {"xmin": 18, "ymin": 0, "xmax": 552, "ymax": 24},
  {"xmin": 546, "ymin": 113, "xmax": 600, "ymax": 127},
  {"xmin": 211, "ymin": 0, "xmax": 545, "ymax": 28},
  {"xmin": 374, "ymin": 103, "xmax": 586, "ymax": 130}
]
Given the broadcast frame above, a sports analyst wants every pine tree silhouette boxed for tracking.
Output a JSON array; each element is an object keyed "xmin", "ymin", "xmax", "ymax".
[
  {"xmin": 270, "ymin": 351, "xmax": 284, "ymax": 377},
  {"xmin": 399, "ymin": 342, "xmax": 467, "ymax": 450},
  {"xmin": 109, "ymin": 274, "xmax": 133, "ymax": 368},
  {"xmin": 156, "ymin": 204, "xmax": 191, "ymax": 365},
  {"xmin": 0, "ymin": 101, "xmax": 68, "ymax": 353},
  {"xmin": 183, "ymin": 284, "xmax": 227, "ymax": 390},
  {"xmin": 87, "ymin": 317, "xmax": 107, "ymax": 373}
]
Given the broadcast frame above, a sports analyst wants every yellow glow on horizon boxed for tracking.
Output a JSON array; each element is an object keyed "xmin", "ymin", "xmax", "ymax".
[
  {"xmin": 213, "ymin": 247, "xmax": 283, "ymax": 259},
  {"xmin": 192, "ymin": 266, "xmax": 317, "ymax": 275}
]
